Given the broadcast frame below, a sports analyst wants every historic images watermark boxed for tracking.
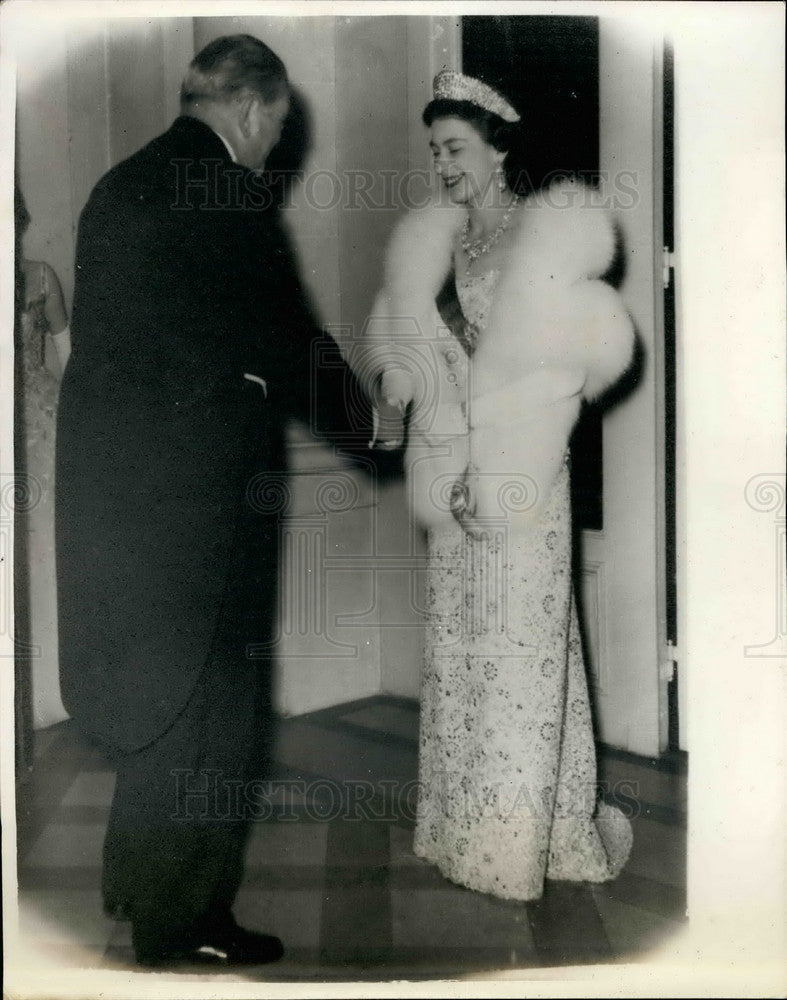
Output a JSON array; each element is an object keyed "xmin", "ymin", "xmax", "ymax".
[
  {"xmin": 743, "ymin": 474, "xmax": 787, "ymax": 657},
  {"xmin": 168, "ymin": 161, "xmax": 641, "ymax": 214},
  {"xmin": 169, "ymin": 770, "xmax": 642, "ymax": 824}
]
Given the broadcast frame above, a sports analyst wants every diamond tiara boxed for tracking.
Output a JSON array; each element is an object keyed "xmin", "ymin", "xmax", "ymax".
[{"xmin": 432, "ymin": 69, "xmax": 521, "ymax": 124}]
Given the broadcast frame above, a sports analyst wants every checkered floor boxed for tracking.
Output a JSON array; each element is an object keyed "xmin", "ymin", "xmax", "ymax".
[{"xmin": 15, "ymin": 696, "xmax": 687, "ymax": 979}]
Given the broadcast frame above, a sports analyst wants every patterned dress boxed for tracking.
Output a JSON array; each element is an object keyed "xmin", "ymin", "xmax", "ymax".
[
  {"xmin": 18, "ymin": 263, "xmax": 68, "ymax": 728},
  {"xmin": 413, "ymin": 269, "xmax": 633, "ymax": 901}
]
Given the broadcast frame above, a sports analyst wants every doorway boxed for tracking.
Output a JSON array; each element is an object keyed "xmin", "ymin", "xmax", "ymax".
[{"xmin": 461, "ymin": 14, "xmax": 672, "ymax": 756}]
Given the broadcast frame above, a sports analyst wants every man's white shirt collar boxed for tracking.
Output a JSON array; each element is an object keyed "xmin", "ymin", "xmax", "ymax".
[{"xmin": 213, "ymin": 129, "xmax": 238, "ymax": 164}]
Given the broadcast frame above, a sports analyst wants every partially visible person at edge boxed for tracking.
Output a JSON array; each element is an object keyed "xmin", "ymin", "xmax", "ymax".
[
  {"xmin": 15, "ymin": 184, "xmax": 71, "ymax": 749},
  {"xmin": 56, "ymin": 34, "xmax": 370, "ymax": 968},
  {"xmin": 358, "ymin": 70, "xmax": 636, "ymax": 902}
]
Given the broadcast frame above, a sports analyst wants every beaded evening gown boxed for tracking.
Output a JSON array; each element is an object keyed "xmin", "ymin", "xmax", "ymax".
[
  {"xmin": 18, "ymin": 263, "xmax": 68, "ymax": 728},
  {"xmin": 412, "ymin": 269, "xmax": 633, "ymax": 901}
]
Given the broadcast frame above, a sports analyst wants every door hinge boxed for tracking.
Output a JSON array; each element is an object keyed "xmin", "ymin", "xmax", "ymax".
[
  {"xmin": 662, "ymin": 246, "xmax": 675, "ymax": 290},
  {"xmin": 660, "ymin": 641, "xmax": 678, "ymax": 683}
]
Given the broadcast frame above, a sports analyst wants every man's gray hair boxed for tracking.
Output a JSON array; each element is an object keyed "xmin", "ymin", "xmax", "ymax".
[{"xmin": 181, "ymin": 34, "xmax": 288, "ymax": 109}]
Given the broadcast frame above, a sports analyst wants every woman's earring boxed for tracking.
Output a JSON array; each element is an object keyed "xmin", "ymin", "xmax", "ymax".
[{"xmin": 497, "ymin": 165, "xmax": 506, "ymax": 192}]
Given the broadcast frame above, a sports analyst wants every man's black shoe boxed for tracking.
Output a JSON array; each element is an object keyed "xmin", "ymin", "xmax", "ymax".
[{"xmin": 135, "ymin": 924, "xmax": 284, "ymax": 968}]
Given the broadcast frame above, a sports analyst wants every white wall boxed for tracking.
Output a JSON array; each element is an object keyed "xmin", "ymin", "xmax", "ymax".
[
  {"xmin": 16, "ymin": 18, "xmax": 194, "ymax": 313},
  {"xmin": 16, "ymin": 26, "xmax": 73, "ymax": 311}
]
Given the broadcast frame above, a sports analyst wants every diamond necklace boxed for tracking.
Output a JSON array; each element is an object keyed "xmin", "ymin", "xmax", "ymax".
[{"xmin": 461, "ymin": 195, "xmax": 520, "ymax": 264}]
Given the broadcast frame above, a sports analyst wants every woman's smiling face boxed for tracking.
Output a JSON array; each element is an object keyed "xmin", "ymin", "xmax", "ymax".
[{"xmin": 429, "ymin": 116, "xmax": 504, "ymax": 205}]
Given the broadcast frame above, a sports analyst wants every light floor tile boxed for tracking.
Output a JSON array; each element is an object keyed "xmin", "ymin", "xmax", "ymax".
[
  {"xmin": 232, "ymin": 889, "xmax": 323, "ymax": 948},
  {"xmin": 24, "ymin": 823, "xmax": 106, "ymax": 868},
  {"xmin": 244, "ymin": 819, "xmax": 328, "ymax": 869},
  {"xmin": 60, "ymin": 770, "xmax": 116, "ymax": 808},
  {"xmin": 591, "ymin": 889, "xmax": 686, "ymax": 958},
  {"xmin": 389, "ymin": 823, "xmax": 425, "ymax": 868},
  {"xmin": 12, "ymin": 938, "xmax": 111, "ymax": 972},
  {"xmin": 19, "ymin": 890, "xmax": 115, "ymax": 950},
  {"xmin": 107, "ymin": 918, "xmax": 132, "ymax": 948}
]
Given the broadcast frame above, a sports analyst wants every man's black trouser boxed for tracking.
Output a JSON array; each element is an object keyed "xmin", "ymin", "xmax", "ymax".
[{"xmin": 101, "ymin": 510, "xmax": 278, "ymax": 958}]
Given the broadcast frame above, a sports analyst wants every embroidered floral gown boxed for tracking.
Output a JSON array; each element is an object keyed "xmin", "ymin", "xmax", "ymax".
[{"xmin": 412, "ymin": 268, "xmax": 633, "ymax": 901}]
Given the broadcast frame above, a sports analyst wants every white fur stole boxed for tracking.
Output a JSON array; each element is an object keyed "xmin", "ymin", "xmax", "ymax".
[{"xmin": 362, "ymin": 178, "xmax": 636, "ymax": 531}]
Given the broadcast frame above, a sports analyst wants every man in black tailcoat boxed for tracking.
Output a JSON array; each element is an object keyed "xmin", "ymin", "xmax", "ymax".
[{"xmin": 55, "ymin": 34, "xmax": 369, "ymax": 967}]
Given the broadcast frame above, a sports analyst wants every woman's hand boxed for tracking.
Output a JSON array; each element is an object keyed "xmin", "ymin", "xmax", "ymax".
[{"xmin": 449, "ymin": 463, "xmax": 485, "ymax": 538}]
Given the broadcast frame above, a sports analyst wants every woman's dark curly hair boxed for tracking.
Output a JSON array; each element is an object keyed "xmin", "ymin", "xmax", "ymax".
[{"xmin": 424, "ymin": 96, "xmax": 580, "ymax": 197}]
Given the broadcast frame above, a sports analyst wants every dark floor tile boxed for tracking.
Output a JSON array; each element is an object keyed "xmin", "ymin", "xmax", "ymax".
[
  {"xmin": 275, "ymin": 719, "xmax": 417, "ymax": 789},
  {"xmin": 388, "ymin": 859, "xmax": 463, "ymax": 891},
  {"xmin": 598, "ymin": 754, "xmax": 687, "ymax": 818},
  {"xmin": 592, "ymin": 869, "xmax": 687, "ymax": 922},
  {"xmin": 319, "ymin": 818, "xmax": 392, "ymax": 966},
  {"xmin": 339, "ymin": 703, "xmax": 420, "ymax": 744},
  {"xmin": 388, "ymin": 823, "xmax": 465, "ymax": 891},
  {"xmin": 241, "ymin": 865, "xmax": 331, "ymax": 891},
  {"xmin": 391, "ymin": 885, "xmax": 535, "ymax": 958},
  {"xmin": 18, "ymin": 865, "xmax": 102, "ymax": 892},
  {"xmin": 15, "ymin": 697, "xmax": 686, "ymax": 977},
  {"xmin": 22, "ymin": 822, "xmax": 105, "ymax": 869},
  {"xmin": 43, "ymin": 804, "xmax": 110, "ymax": 826},
  {"xmin": 526, "ymin": 880, "xmax": 612, "ymax": 966},
  {"xmin": 599, "ymin": 744, "xmax": 688, "ymax": 776},
  {"xmin": 15, "ymin": 722, "xmax": 105, "ymax": 855},
  {"xmin": 233, "ymin": 887, "xmax": 323, "ymax": 950},
  {"xmin": 626, "ymin": 816, "xmax": 686, "ymax": 887},
  {"xmin": 32, "ymin": 722, "xmax": 71, "ymax": 760},
  {"xmin": 599, "ymin": 783, "xmax": 685, "ymax": 830}
]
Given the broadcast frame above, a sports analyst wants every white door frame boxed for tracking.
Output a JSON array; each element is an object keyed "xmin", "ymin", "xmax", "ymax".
[{"xmin": 594, "ymin": 18, "xmax": 668, "ymax": 755}]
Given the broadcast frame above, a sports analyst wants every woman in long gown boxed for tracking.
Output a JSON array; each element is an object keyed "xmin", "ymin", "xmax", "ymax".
[
  {"xmin": 16, "ymin": 187, "xmax": 71, "ymax": 730},
  {"xmin": 362, "ymin": 71, "xmax": 635, "ymax": 901}
]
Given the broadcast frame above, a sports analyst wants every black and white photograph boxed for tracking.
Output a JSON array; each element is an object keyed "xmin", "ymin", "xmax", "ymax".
[{"xmin": 1, "ymin": 1, "xmax": 784, "ymax": 995}]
